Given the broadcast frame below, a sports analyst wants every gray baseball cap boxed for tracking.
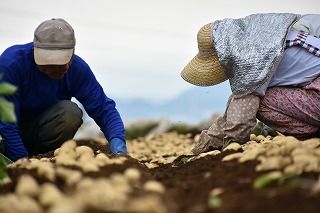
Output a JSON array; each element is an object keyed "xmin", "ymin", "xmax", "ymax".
[{"xmin": 33, "ymin": 18, "xmax": 76, "ymax": 65}]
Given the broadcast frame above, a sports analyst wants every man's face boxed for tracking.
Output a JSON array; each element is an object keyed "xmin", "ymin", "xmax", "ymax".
[{"xmin": 37, "ymin": 60, "xmax": 72, "ymax": 80}]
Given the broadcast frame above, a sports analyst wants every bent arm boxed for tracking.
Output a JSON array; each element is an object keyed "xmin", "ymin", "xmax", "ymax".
[
  {"xmin": 71, "ymin": 61, "xmax": 125, "ymax": 146},
  {"xmin": 191, "ymin": 94, "xmax": 260, "ymax": 155}
]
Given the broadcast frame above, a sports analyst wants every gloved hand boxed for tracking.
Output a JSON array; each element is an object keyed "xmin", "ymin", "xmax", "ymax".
[
  {"xmin": 261, "ymin": 124, "xmax": 278, "ymax": 137},
  {"xmin": 109, "ymin": 138, "xmax": 127, "ymax": 154}
]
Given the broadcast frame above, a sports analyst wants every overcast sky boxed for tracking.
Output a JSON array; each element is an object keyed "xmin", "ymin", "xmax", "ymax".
[{"xmin": 1, "ymin": 0, "xmax": 319, "ymax": 103}]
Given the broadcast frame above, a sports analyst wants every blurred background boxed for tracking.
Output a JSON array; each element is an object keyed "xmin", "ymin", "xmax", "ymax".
[{"xmin": 1, "ymin": 0, "xmax": 320, "ymax": 126}]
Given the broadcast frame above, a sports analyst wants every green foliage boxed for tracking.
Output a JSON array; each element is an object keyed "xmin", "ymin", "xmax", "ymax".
[
  {"xmin": 168, "ymin": 123, "xmax": 200, "ymax": 135},
  {"xmin": 0, "ymin": 155, "xmax": 8, "ymax": 180},
  {"xmin": 208, "ymin": 195, "xmax": 222, "ymax": 209},
  {"xmin": 125, "ymin": 118, "xmax": 202, "ymax": 141},
  {"xmin": 0, "ymin": 75, "xmax": 17, "ymax": 123},
  {"xmin": 0, "ymin": 81, "xmax": 17, "ymax": 95},
  {"xmin": 253, "ymin": 172, "xmax": 295, "ymax": 189},
  {"xmin": 180, "ymin": 157, "xmax": 189, "ymax": 164},
  {"xmin": 0, "ymin": 74, "xmax": 17, "ymax": 179},
  {"xmin": 125, "ymin": 122, "xmax": 158, "ymax": 140},
  {"xmin": 253, "ymin": 173, "xmax": 277, "ymax": 189},
  {"xmin": 0, "ymin": 97, "xmax": 16, "ymax": 123},
  {"xmin": 172, "ymin": 155, "xmax": 195, "ymax": 167}
]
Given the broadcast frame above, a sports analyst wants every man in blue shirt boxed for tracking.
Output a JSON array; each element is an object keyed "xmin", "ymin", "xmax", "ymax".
[{"xmin": 0, "ymin": 18, "xmax": 127, "ymax": 161}]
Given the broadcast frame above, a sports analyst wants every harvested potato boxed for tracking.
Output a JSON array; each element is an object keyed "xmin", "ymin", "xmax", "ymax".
[
  {"xmin": 222, "ymin": 153, "xmax": 242, "ymax": 162},
  {"xmin": 75, "ymin": 145, "xmax": 94, "ymax": 157},
  {"xmin": 95, "ymin": 153, "xmax": 111, "ymax": 167},
  {"xmin": 47, "ymin": 197, "xmax": 84, "ymax": 213},
  {"xmin": 15, "ymin": 174, "xmax": 40, "ymax": 197},
  {"xmin": 37, "ymin": 161, "xmax": 56, "ymax": 182},
  {"xmin": 124, "ymin": 168, "xmax": 141, "ymax": 182},
  {"xmin": 143, "ymin": 180, "xmax": 165, "ymax": 194},
  {"xmin": 256, "ymin": 156, "xmax": 291, "ymax": 171},
  {"xmin": 55, "ymin": 153, "xmax": 77, "ymax": 166},
  {"xmin": 55, "ymin": 167, "xmax": 83, "ymax": 186},
  {"xmin": 38, "ymin": 183, "xmax": 65, "ymax": 207},
  {"xmin": 0, "ymin": 194, "xmax": 43, "ymax": 213},
  {"xmin": 223, "ymin": 142, "xmax": 242, "ymax": 151}
]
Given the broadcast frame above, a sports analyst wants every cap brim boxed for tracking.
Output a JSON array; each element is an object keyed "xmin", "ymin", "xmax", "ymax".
[
  {"xmin": 181, "ymin": 53, "xmax": 227, "ymax": 86},
  {"xmin": 34, "ymin": 48, "xmax": 74, "ymax": 65}
]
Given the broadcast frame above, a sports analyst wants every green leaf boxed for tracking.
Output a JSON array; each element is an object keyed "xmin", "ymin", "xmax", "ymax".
[
  {"xmin": 0, "ymin": 156, "xmax": 8, "ymax": 180},
  {"xmin": 208, "ymin": 196, "xmax": 222, "ymax": 209},
  {"xmin": 253, "ymin": 174, "xmax": 275, "ymax": 189},
  {"xmin": 0, "ymin": 82, "xmax": 17, "ymax": 95},
  {"xmin": 180, "ymin": 157, "xmax": 189, "ymax": 164},
  {"xmin": 0, "ymin": 97, "xmax": 16, "ymax": 123}
]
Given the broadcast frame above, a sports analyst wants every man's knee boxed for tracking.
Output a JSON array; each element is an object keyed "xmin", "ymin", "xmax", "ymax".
[
  {"xmin": 39, "ymin": 100, "xmax": 83, "ymax": 140},
  {"xmin": 56, "ymin": 100, "xmax": 83, "ymax": 131}
]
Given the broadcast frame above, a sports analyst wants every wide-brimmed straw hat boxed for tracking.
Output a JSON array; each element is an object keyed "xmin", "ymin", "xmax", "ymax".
[{"xmin": 181, "ymin": 23, "xmax": 227, "ymax": 86}]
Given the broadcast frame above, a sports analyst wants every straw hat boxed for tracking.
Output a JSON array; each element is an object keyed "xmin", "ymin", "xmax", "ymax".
[{"xmin": 181, "ymin": 23, "xmax": 228, "ymax": 86}]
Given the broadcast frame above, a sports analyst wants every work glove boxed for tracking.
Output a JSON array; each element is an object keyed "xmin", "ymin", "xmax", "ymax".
[
  {"xmin": 261, "ymin": 124, "xmax": 278, "ymax": 137},
  {"xmin": 109, "ymin": 138, "xmax": 127, "ymax": 154}
]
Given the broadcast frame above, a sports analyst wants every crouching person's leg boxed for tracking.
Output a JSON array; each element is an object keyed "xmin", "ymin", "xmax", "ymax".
[
  {"xmin": 257, "ymin": 86, "xmax": 320, "ymax": 140},
  {"xmin": 20, "ymin": 100, "xmax": 83, "ymax": 156}
]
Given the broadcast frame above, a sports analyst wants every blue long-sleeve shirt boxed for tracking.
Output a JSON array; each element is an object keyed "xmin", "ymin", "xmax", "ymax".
[{"xmin": 0, "ymin": 42, "xmax": 125, "ymax": 161}]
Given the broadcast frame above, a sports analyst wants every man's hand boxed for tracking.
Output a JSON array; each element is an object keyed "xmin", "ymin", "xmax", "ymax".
[{"xmin": 109, "ymin": 138, "xmax": 127, "ymax": 154}]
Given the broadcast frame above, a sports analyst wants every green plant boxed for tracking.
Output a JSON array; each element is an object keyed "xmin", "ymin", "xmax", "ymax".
[
  {"xmin": 0, "ymin": 73, "xmax": 17, "ymax": 180},
  {"xmin": 208, "ymin": 195, "xmax": 222, "ymax": 209},
  {"xmin": 171, "ymin": 154, "xmax": 195, "ymax": 167},
  {"xmin": 125, "ymin": 122, "xmax": 158, "ymax": 140},
  {"xmin": 253, "ymin": 172, "xmax": 295, "ymax": 189},
  {"xmin": 0, "ymin": 73, "xmax": 17, "ymax": 123},
  {"xmin": 168, "ymin": 123, "xmax": 201, "ymax": 135},
  {"xmin": 0, "ymin": 156, "xmax": 8, "ymax": 179}
]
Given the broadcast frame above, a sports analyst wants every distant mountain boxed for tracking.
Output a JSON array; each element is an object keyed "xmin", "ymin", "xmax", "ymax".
[{"xmin": 114, "ymin": 82, "xmax": 231, "ymax": 124}]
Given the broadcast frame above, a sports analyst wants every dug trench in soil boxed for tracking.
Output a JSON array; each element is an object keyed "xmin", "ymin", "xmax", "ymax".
[{"xmin": 0, "ymin": 134, "xmax": 320, "ymax": 213}]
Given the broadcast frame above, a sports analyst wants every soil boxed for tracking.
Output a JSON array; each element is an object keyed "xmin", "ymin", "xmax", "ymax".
[{"xmin": 1, "ymin": 135, "xmax": 320, "ymax": 213}]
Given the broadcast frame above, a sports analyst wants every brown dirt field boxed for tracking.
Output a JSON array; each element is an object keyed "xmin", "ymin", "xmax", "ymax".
[{"xmin": 0, "ymin": 133, "xmax": 320, "ymax": 213}]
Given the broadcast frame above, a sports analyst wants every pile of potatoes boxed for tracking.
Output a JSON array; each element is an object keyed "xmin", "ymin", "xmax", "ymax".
[
  {"xmin": 127, "ymin": 131, "xmax": 320, "ymax": 181},
  {"xmin": 1, "ymin": 132, "xmax": 320, "ymax": 212},
  {"xmin": 221, "ymin": 135, "xmax": 320, "ymax": 174},
  {"xmin": 220, "ymin": 134, "xmax": 320, "ymax": 193},
  {"xmin": 0, "ymin": 140, "xmax": 168, "ymax": 213},
  {"xmin": 127, "ymin": 132, "xmax": 195, "ymax": 168}
]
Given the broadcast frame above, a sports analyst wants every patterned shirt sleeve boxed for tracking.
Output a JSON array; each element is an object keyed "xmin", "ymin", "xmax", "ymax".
[{"xmin": 191, "ymin": 94, "xmax": 260, "ymax": 155}]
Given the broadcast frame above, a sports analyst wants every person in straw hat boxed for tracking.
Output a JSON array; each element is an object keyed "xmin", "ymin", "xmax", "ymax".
[
  {"xmin": 181, "ymin": 13, "xmax": 320, "ymax": 155},
  {"xmin": 0, "ymin": 18, "xmax": 127, "ymax": 161}
]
